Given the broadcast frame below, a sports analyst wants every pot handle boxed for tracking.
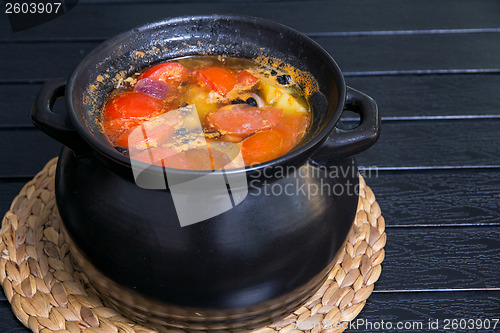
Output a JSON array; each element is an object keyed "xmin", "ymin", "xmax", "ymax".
[
  {"xmin": 310, "ymin": 87, "xmax": 380, "ymax": 165},
  {"xmin": 31, "ymin": 78, "xmax": 89, "ymax": 153}
]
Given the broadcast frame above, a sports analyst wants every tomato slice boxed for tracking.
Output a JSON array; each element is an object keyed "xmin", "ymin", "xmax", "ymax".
[
  {"xmin": 140, "ymin": 62, "xmax": 190, "ymax": 84},
  {"xmin": 120, "ymin": 122, "xmax": 177, "ymax": 150},
  {"xmin": 132, "ymin": 147, "xmax": 192, "ymax": 169},
  {"xmin": 237, "ymin": 70, "xmax": 259, "ymax": 87},
  {"xmin": 241, "ymin": 129, "xmax": 285, "ymax": 165},
  {"xmin": 125, "ymin": 110, "xmax": 184, "ymax": 150},
  {"xmin": 103, "ymin": 118, "xmax": 145, "ymax": 145},
  {"xmin": 103, "ymin": 92, "xmax": 163, "ymax": 121},
  {"xmin": 196, "ymin": 67, "xmax": 238, "ymax": 96},
  {"xmin": 208, "ymin": 104, "xmax": 282, "ymax": 134}
]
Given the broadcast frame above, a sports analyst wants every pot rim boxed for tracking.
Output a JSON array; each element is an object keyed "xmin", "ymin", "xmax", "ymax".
[{"xmin": 66, "ymin": 14, "xmax": 347, "ymax": 177}]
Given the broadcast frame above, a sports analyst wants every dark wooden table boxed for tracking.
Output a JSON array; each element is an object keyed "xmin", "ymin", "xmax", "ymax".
[{"xmin": 1, "ymin": 0, "xmax": 499, "ymax": 332}]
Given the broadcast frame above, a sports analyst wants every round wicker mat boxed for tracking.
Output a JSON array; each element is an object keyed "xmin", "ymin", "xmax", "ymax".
[{"xmin": 0, "ymin": 158, "xmax": 386, "ymax": 333}]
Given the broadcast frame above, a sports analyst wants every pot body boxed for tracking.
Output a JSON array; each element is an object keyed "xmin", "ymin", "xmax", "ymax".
[
  {"xmin": 32, "ymin": 15, "xmax": 380, "ymax": 331},
  {"xmin": 56, "ymin": 147, "xmax": 359, "ymax": 330}
]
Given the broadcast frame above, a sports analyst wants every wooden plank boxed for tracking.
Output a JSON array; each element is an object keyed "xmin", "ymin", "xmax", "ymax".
[
  {"xmin": 320, "ymin": 33, "xmax": 500, "ymax": 75},
  {"xmin": 2, "ymin": 118, "xmax": 500, "ymax": 177},
  {"xmin": 377, "ymin": 227, "xmax": 500, "ymax": 291},
  {"xmin": 0, "ymin": 129, "xmax": 61, "ymax": 177},
  {"xmin": 0, "ymin": 180, "xmax": 26, "ymax": 215},
  {"xmin": 1, "ymin": 0, "xmax": 499, "ymax": 41},
  {"xmin": 365, "ymin": 170, "xmax": 500, "ymax": 227},
  {"xmin": 0, "ymin": 42, "xmax": 97, "ymax": 82},
  {"xmin": 0, "ymin": 84, "xmax": 41, "ymax": 127},
  {"xmin": 356, "ymin": 119, "xmax": 500, "ymax": 169},
  {"xmin": 2, "ymin": 33, "xmax": 500, "ymax": 83},
  {"xmin": 346, "ymin": 74, "xmax": 500, "ymax": 119},
  {"xmin": 0, "ymin": 291, "xmax": 499, "ymax": 332},
  {"xmin": 0, "ymin": 300, "xmax": 30, "ymax": 332}
]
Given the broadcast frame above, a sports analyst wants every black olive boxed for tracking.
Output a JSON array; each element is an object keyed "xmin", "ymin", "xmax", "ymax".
[
  {"xmin": 277, "ymin": 74, "xmax": 291, "ymax": 85},
  {"xmin": 181, "ymin": 102, "xmax": 188, "ymax": 107},
  {"xmin": 270, "ymin": 69, "xmax": 278, "ymax": 76},
  {"xmin": 114, "ymin": 146, "xmax": 128, "ymax": 155},
  {"xmin": 246, "ymin": 97, "xmax": 258, "ymax": 107},
  {"xmin": 231, "ymin": 98, "xmax": 246, "ymax": 105}
]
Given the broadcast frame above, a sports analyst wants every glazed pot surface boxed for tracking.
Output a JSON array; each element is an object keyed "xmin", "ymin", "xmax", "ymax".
[{"xmin": 56, "ymin": 146, "xmax": 359, "ymax": 329}]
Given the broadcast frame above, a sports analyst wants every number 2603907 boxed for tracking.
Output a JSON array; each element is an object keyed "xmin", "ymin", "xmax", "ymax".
[
  {"xmin": 443, "ymin": 318, "xmax": 499, "ymax": 330},
  {"xmin": 5, "ymin": 2, "xmax": 62, "ymax": 14}
]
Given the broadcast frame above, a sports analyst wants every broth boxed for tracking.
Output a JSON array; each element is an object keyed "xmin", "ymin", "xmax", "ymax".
[{"xmin": 101, "ymin": 56, "xmax": 312, "ymax": 170}]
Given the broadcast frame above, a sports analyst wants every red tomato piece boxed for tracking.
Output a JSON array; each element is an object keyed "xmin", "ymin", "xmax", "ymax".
[
  {"xmin": 103, "ymin": 118, "xmax": 145, "ymax": 145},
  {"xmin": 132, "ymin": 147, "xmax": 193, "ymax": 169},
  {"xmin": 207, "ymin": 104, "xmax": 282, "ymax": 134},
  {"xmin": 241, "ymin": 129, "xmax": 285, "ymax": 165},
  {"xmin": 127, "ymin": 109, "xmax": 184, "ymax": 150},
  {"xmin": 196, "ymin": 67, "xmax": 238, "ymax": 96},
  {"xmin": 237, "ymin": 70, "xmax": 259, "ymax": 87},
  {"xmin": 118, "ymin": 119, "xmax": 178, "ymax": 150},
  {"xmin": 140, "ymin": 62, "xmax": 190, "ymax": 83},
  {"xmin": 103, "ymin": 92, "xmax": 163, "ymax": 121}
]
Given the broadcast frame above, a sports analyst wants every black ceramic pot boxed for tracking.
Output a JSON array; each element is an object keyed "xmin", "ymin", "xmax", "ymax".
[{"xmin": 31, "ymin": 15, "xmax": 380, "ymax": 331}]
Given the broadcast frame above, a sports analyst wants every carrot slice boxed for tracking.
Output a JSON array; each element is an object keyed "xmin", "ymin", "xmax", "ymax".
[
  {"xmin": 196, "ymin": 67, "xmax": 238, "ymax": 96},
  {"xmin": 140, "ymin": 62, "xmax": 190, "ymax": 83},
  {"xmin": 273, "ymin": 114, "xmax": 310, "ymax": 154},
  {"xmin": 208, "ymin": 104, "xmax": 282, "ymax": 135},
  {"xmin": 241, "ymin": 129, "xmax": 285, "ymax": 165},
  {"xmin": 103, "ymin": 92, "xmax": 163, "ymax": 121}
]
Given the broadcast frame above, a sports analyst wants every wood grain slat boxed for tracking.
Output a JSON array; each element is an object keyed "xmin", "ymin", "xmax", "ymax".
[
  {"xmin": 1, "ymin": 0, "xmax": 500, "ymax": 41},
  {"xmin": 364, "ymin": 170, "xmax": 500, "ymax": 227},
  {"xmin": 319, "ymin": 33, "xmax": 500, "ymax": 75},
  {"xmin": 0, "ymin": 300, "xmax": 30, "ymax": 332},
  {"xmin": 377, "ymin": 227, "xmax": 500, "ymax": 291},
  {"xmin": 0, "ymin": 180, "xmax": 27, "ymax": 215},
  {"xmin": 345, "ymin": 74, "xmax": 500, "ymax": 120},
  {"xmin": 0, "ymin": 129, "xmax": 62, "ymax": 177},
  {"xmin": 355, "ymin": 119, "xmax": 500, "ymax": 169},
  {"xmin": 2, "ymin": 33, "xmax": 500, "ymax": 83},
  {"xmin": 0, "ymin": 85, "xmax": 40, "ymax": 127}
]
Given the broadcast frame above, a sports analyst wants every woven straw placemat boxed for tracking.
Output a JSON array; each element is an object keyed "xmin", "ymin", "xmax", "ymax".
[{"xmin": 0, "ymin": 158, "xmax": 386, "ymax": 333}]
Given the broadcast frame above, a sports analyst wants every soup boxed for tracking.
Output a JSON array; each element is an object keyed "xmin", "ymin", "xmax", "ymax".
[{"xmin": 101, "ymin": 56, "xmax": 312, "ymax": 170}]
